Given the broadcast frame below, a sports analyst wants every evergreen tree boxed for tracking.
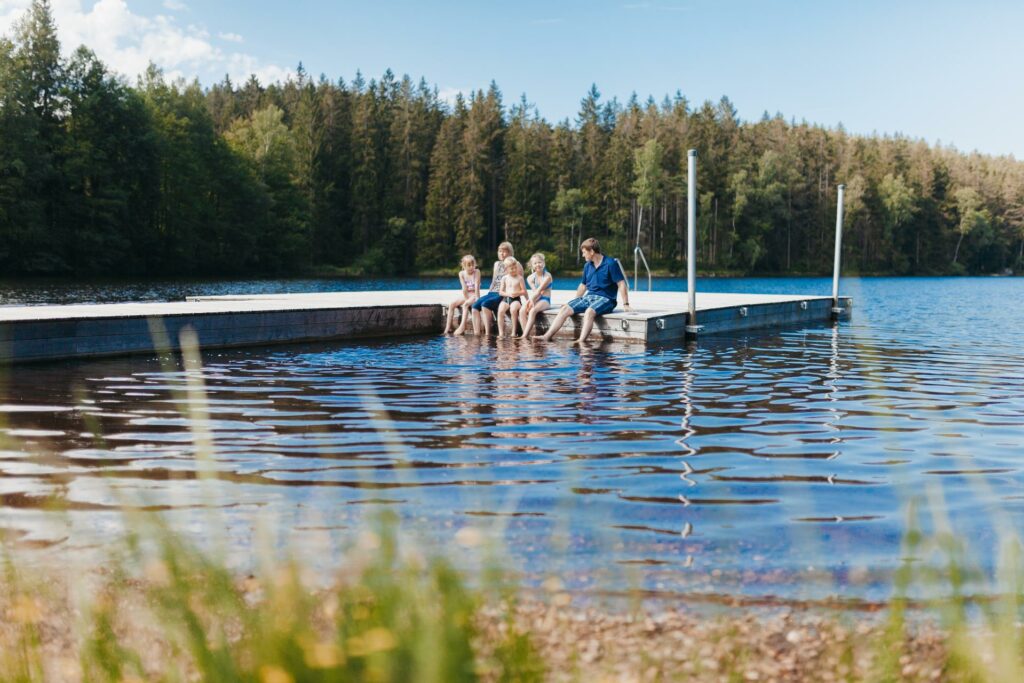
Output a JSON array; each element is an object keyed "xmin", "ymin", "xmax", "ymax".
[
  {"xmin": 6, "ymin": 0, "xmax": 66, "ymax": 271},
  {"xmin": 456, "ymin": 87, "xmax": 503, "ymax": 255},
  {"xmin": 502, "ymin": 96, "xmax": 552, "ymax": 254},
  {"xmin": 4, "ymin": 0, "xmax": 1024, "ymax": 279},
  {"xmin": 388, "ymin": 75, "xmax": 437, "ymax": 224},
  {"xmin": 309, "ymin": 76, "xmax": 354, "ymax": 264},
  {"xmin": 349, "ymin": 75, "xmax": 384, "ymax": 258},
  {"xmin": 0, "ymin": 36, "xmax": 42, "ymax": 269},
  {"xmin": 421, "ymin": 96, "xmax": 466, "ymax": 268},
  {"xmin": 62, "ymin": 47, "xmax": 159, "ymax": 273}
]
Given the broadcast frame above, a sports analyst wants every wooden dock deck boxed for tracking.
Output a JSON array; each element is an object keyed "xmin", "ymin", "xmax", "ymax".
[{"xmin": 0, "ymin": 290, "xmax": 851, "ymax": 363}]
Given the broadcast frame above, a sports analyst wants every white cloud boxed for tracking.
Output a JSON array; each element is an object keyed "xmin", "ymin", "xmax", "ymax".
[
  {"xmin": 225, "ymin": 52, "xmax": 291, "ymax": 87},
  {"xmin": 0, "ymin": 1, "xmax": 32, "ymax": 36},
  {"xmin": 438, "ymin": 86, "xmax": 469, "ymax": 109},
  {"xmin": 0, "ymin": 0, "xmax": 287, "ymax": 86},
  {"xmin": 162, "ymin": 0, "xmax": 186, "ymax": 10}
]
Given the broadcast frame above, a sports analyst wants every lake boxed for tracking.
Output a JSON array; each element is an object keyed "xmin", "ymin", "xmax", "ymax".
[{"xmin": 1, "ymin": 276, "xmax": 1022, "ymax": 606}]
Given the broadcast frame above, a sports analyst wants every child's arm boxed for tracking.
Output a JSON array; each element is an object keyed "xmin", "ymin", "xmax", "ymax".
[
  {"xmin": 474, "ymin": 270, "xmax": 481, "ymax": 294},
  {"xmin": 459, "ymin": 271, "xmax": 470, "ymax": 298},
  {"xmin": 498, "ymin": 275, "xmax": 509, "ymax": 297},
  {"xmin": 541, "ymin": 273, "xmax": 552, "ymax": 297},
  {"xmin": 529, "ymin": 273, "xmax": 550, "ymax": 304}
]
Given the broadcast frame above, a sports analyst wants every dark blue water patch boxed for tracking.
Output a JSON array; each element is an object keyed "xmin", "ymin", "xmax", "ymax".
[{"xmin": 1, "ymin": 277, "xmax": 1023, "ymax": 603}]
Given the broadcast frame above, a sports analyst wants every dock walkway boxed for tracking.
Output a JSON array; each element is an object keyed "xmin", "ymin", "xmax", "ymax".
[{"xmin": 0, "ymin": 290, "xmax": 851, "ymax": 363}]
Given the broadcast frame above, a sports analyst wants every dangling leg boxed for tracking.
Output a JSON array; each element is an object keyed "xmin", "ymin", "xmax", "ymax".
[
  {"xmin": 539, "ymin": 304, "xmax": 574, "ymax": 342},
  {"xmin": 454, "ymin": 297, "xmax": 475, "ymax": 335},
  {"xmin": 571, "ymin": 307, "xmax": 599, "ymax": 345},
  {"xmin": 521, "ymin": 300, "xmax": 549, "ymax": 338},
  {"xmin": 518, "ymin": 301, "xmax": 531, "ymax": 337},
  {"xmin": 481, "ymin": 307, "xmax": 494, "ymax": 336},
  {"xmin": 496, "ymin": 301, "xmax": 510, "ymax": 338},
  {"xmin": 509, "ymin": 301, "xmax": 522, "ymax": 337},
  {"xmin": 444, "ymin": 296, "xmax": 465, "ymax": 334}
]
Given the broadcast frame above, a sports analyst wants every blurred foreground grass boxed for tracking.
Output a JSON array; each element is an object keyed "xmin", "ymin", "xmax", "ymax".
[
  {"xmin": 2, "ymin": 331, "xmax": 1023, "ymax": 681},
  {"xmin": 1, "ymin": 505, "xmax": 1023, "ymax": 682},
  {"xmin": 0, "ymin": 510, "xmax": 543, "ymax": 683}
]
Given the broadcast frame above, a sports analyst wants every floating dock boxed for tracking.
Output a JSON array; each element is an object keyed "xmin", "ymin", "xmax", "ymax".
[{"xmin": 0, "ymin": 290, "xmax": 851, "ymax": 363}]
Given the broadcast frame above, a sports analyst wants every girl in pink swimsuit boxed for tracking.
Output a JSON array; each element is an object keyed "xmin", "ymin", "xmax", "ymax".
[{"xmin": 449, "ymin": 255, "xmax": 481, "ymax": 335}]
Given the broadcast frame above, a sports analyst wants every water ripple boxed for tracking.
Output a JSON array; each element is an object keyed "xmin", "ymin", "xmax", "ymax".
[{"xmin": 1, "ymin": 277, "xmax": 1023, "ymax": 601}]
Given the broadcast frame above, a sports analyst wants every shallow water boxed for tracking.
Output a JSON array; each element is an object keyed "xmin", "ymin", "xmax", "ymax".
[{"xmin": 1, "ymin": 276, "xmax": 1022, "ymax": 604}]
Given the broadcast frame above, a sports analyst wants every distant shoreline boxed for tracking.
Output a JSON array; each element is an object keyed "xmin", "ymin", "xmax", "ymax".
[{"xmin": 1, "ymin": 269, "xmax": 1015, "ymax": 284}]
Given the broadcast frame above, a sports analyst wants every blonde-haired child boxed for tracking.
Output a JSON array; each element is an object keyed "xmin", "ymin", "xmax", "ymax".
[
  {"xmin": 519, "ymin": 252, "xmax": 553, "ymax": 338},
  {"xmin": 471, "ymin": 242, "xmax": 517, "ymax": 336},
  {"xmin": 446, "ymin": 254, "xmax": 481, "ymax": 335},
  {"xmin": 495, "ymin": 256, "xmax": 527, "ymax": 338}
]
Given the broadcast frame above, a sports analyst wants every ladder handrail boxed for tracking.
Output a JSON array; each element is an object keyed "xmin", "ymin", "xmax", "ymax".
[
  {"xmin": 634, "ymin": 245, "xmax": 652, "ymax": 292},
  {"xmin": 633, "ymin": 203, "xmax": 652, "ymax": 292}
]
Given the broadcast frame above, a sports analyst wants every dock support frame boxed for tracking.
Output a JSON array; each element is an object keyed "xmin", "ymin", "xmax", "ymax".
[
  {"xmin": 685, "ymin": 149, "xmax": 702, "ymax": 338},
  {"xmin": 831, "ymin": 184, "xmax": 847, "ymax": 319}
]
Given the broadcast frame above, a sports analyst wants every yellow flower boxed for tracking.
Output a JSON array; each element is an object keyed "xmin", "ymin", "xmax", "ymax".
[
  {"xmin": 348, "ymin": 627, "xmax": 397, "ymax": 656},
  {"xmin": 258, "ymin": 665, "xmax": 294, "ymax": 683},
  {"xmin": 304, "ymin": 641, "xmax": 345, "ymax": 669}
]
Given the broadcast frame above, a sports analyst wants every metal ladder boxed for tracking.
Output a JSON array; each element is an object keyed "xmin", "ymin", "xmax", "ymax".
[{"xmin": 634, "ymin": 205, "xmax": 652, "ymax": 291}]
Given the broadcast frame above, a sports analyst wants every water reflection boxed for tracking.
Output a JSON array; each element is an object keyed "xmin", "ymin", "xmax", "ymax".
[
  {"xmin": 675, "ymin": 342, "xmax": 698, "ymax": 569},
  {"xmin": 1, "ymin": 278, "xmax": 1024, "ymax": 602}
]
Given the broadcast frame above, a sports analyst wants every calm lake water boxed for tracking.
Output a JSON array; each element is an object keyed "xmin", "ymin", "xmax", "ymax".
[{"xmin": 1, "ymin": 276, "xmax": 1022, "ymax": 606}]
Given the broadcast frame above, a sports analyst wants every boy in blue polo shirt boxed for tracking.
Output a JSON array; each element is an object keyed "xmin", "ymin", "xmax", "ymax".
[{"xmin": 539, "ymin": 237, "xmax": 631, "ymax": 343}]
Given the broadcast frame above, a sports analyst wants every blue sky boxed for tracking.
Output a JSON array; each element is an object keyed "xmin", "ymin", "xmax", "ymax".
[{"xmin": 2, "ymin": 0, "xmax": 1021, "ymax": 158}]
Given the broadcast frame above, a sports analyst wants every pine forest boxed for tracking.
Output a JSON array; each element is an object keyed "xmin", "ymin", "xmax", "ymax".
[{"xmin": 2, "ymin": 1, "xmax": 1023, "ymax": 279}]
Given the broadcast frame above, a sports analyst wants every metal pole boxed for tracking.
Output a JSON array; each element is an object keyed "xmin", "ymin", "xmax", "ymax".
[
  {"xmin": 831, "ymin": 184, "xmax": 846, "ymax": 315},
  {"xmin": 685, "ymin": 149, "xmax": 701, "ymax": 335},
  {"xmin": 634, "ymin": 205, "xmax": 642, "ymax": 290}
]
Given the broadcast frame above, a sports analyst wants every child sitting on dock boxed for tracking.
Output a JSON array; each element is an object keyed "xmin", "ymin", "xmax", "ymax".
[
  {"xmin": 447, "ymin": 254, "xmax": 481, "ymax": 335},
  {"xmin": 519, "ymin": 252, "xmax": 553, "ymax": 339},
  {"xmin": 496, "ymin": 257, "xmax": 527, "ymax": 338},
  {"xmin": 471, "ymin": 242, "xmax": 520, "ymax": 336}
]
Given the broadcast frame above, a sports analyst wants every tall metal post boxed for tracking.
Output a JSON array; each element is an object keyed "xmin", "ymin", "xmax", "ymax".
[
  {"xmin": 685, "ymin": 149, "xmax": 701, "ymax": 335},
  {"xmin": 831, "ymin": 184, "xmax": 846, "ymax": 317}
]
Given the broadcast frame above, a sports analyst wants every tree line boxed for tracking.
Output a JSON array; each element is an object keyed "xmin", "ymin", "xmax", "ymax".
[{"xmin": 2, "ymin": 0, "xmax": 1023, "ymax": 278}]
